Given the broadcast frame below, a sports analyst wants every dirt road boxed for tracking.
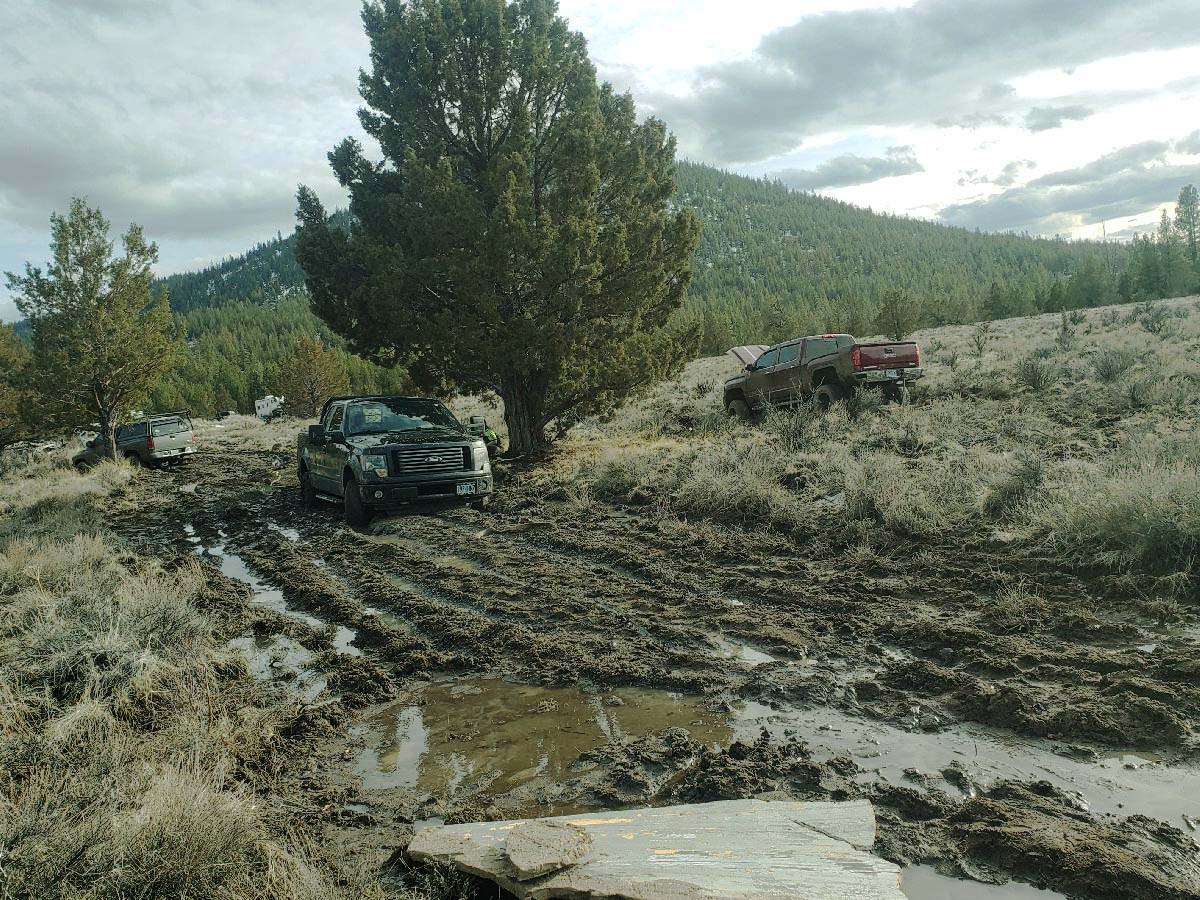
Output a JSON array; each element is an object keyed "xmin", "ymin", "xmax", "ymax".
[{"xmin": 111, "ymin": 444, "xmax": 1200, "ymax": 899}]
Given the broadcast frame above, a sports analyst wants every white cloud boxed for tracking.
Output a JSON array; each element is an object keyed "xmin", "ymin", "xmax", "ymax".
[{"xmin": 2, "ymin": 0, "xmax": 1199, "ymax": 310}]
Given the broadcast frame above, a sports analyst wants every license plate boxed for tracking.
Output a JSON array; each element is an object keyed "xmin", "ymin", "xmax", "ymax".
[
  {"xmin": 885, "ymin": 369, "xmax": 899, "ymax": 379},
  {"xmin": 456, "ymin": 482, "xmax": 475, "ymax": 496}
]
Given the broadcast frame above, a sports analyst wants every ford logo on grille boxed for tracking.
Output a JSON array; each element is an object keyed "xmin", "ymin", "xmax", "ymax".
[{"xmin": 426, "ymin": 455, "xmax": 446, "ymax": 463}]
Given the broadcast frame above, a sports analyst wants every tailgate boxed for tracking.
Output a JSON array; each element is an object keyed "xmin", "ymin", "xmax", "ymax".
[
  {"xmin": 856, "ymin": 342, "xmax": 919, "ymax": 369},
  {"xmin": 150, "ymin": 418, "xmax": 193, "ymax": 452}
]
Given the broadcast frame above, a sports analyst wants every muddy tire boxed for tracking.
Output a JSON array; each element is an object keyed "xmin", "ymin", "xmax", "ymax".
[
  {"xmin": 343, "ymin": 479, "xmax": 373, "ymax": 528},
  {"xmin": 123, "ymin": 451, "xmax": 143, "ymax": 467},
  {"xmin": 299, "ymin": 467, "xmax": 316, "ymax": 509},
  {"xmin": 814, "ymin": 383, "xmax": 846, "ymax": 409},
  {"xmin": 726, "ymin": 397, "xmax": 751, "ymax": 420}
]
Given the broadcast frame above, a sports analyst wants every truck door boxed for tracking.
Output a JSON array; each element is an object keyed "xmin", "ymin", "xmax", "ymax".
[
  {"xmin": 799, "ymin": 336, "xmax": 839, "ymax": 397},
  {"xmin": 746, "ymin": 347, "xmax": 778, "ymax": 409},
  {"xmin": 311, "ymin": 403, "xmax": 345, "ymax": 491},
  {"xmin": 768, "ymin": 342, "xmax": 802, "ymax": 405}
]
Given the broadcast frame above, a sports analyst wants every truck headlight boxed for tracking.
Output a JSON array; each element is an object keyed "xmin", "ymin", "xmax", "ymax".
[
  {"xmin": 472, "ymin": 445, "xmax": 490, "ymax": 471},
  {"xmin": 362, "ymin": 454, "xmax": 388, "ymax": 478}
]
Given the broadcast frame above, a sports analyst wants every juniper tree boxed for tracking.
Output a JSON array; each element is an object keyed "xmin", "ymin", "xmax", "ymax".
[
  {"xmin": 295, "ymin": 0, "xmax": 701, "ymax": 454},
  {"xmin": 276, "ymin": 335, "xmax": 351, "ymax": 417},
  {"xmin": 5, "ymin": 200, "xmax": 180, "ymax": 456},
  {"xmin": 0, "ymin": 324, "xmax": 29, "ymax": 447},
  {"xmin": 873, "ymin": 287, "xmax": 922, "ymax": 340}
]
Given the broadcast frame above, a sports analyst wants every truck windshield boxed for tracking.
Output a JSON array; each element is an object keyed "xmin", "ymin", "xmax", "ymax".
[{"xmin": 344, "ymin": 399, "xmax": 461, "ymax": 435}]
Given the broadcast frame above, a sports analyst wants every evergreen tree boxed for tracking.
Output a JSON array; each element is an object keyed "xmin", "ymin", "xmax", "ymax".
[
  {"xmin": 1158, "ymin": 210, "xmax": 1193, "ymax": 298},
  {"xmin": 5, "ymin": 200, "xmax": 181, "ymax": 456},
  {"xmin": 296, "ymin": 0, "xmax": 701, "ymax": 454},
  {"xmin": 1067, "ymin": 256, "xmax": 1116, "ymax": 308},
  {"xmin": 275, "ymin": 335, "xmax": 351, "ymax": 417},
  {"xmin": 0, "ymin": 324, "xmax": 30, "ymax": 447},
  {"xmin": 1175, "ymin": 184, "xmax": 1199, "ymax": 267},
  {"xmin": 873, "ymin": 287, "xmax": 922, "ymax": 339}
]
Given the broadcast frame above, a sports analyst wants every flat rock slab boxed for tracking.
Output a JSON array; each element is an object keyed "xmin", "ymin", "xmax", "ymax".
[{"xmin": 408, "ymin": 798, "xmax": 904, "ymax": 899}]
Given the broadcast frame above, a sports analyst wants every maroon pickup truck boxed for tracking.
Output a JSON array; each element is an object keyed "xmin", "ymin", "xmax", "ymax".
[{"xmin": 723, "ymin": 333, "xmax": 923, "ymax": 417}]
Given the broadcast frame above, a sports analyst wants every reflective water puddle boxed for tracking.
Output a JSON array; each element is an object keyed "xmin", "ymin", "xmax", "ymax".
[
  {"xmin": 189, "ymin": 525, "xmax": 362, "ymax": 657},
  {"xmin": 902, "ymin": 865, "xmax": 1067, "ymax": 899},
  {"xmin": 734, "ymin": 701, "xmax": 1200, "ymax": 825},
  {"xmin": 352, "ymin": 678, "xmax": 732, "ymax": 793},
  {"xmin": 227, "ymin": 634, "xmax": 328, "ymax": 702}
]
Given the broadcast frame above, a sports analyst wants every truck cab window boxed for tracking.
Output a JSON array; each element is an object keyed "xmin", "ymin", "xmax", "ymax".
[
  {"xmin": 803, "ymin": 339, "xmax": 837, "ymax": 361},
  {"xmin": 777, "ymin": 343, "xmax": 800, "ymax": 365},
  {"xmin": 326, "ymin": 405, "xmax": 345, "ymax": 432},
  {"xmin": 756, "ymin": 349, "xmax": 779, "ymax": 369}
]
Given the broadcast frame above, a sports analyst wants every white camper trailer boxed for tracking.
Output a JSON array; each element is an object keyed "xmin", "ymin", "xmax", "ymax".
[{"xmin": 255, "ymin": 395, "xmax": 284, "ymax": 419}]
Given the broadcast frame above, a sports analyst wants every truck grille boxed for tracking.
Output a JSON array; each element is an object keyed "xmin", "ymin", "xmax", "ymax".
[{"xmin": 393, "ymin": 446, "xmax": 468, "ymax": 474}]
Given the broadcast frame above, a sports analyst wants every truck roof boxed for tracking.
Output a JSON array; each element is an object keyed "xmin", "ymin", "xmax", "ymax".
[{"xmin": 317, "ymin": 394, "xmax": 445, "ymax": 421}]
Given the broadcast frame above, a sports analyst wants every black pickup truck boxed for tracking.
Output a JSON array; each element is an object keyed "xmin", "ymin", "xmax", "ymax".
[{"xmin": 297, "ymin": 395, "xmax": 494, "ymax": 526}]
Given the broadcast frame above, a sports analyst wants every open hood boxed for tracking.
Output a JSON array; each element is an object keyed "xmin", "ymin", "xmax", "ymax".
[{"xmin": 728, "ymin": 345, "xmax": 768, "ymax": 367}]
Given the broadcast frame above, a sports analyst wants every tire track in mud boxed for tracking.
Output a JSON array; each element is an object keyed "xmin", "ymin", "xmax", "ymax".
[{"xmin": 117, "ymin": 451, "xmax": 1200, "ymax": 753}]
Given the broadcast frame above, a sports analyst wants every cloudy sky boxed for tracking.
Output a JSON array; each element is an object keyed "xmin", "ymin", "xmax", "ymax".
[{"xmin": 3, "ymin": 0, "xmax": 1199, "ymax": 321}]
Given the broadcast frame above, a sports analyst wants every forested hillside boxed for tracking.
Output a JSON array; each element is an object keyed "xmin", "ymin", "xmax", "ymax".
[
  {"xmin": 141, "ymin": 162, "xmax": 1198, "ymax": 415},
  {"xmin": 673, "ymin": 162, "xmax": 1128, "ymax": 347}
]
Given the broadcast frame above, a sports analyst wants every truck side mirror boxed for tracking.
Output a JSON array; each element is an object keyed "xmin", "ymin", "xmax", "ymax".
[
  {"xmin": 745, "ymin": 363, "xmax": 755, "ymax": 372},
  {"xmin": 470, "ymin": 415, "xmax": 487, "ymax": 426},
  {"xmin": 307, "ymin": 424, "xmax": 327, "ymax": 445},
  {"xmin": 467, "ymin": 415, "xmax": 487, "ymax": 435}
]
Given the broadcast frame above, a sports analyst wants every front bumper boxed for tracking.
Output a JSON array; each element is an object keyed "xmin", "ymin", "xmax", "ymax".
[{"xmin": 358, "ymin": 474, "xmax": 494, "ymax": 506}]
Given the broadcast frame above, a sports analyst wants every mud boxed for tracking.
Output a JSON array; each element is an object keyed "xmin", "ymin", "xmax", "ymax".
[{"xmin": 107, "ymin": 446, "xmax": 1200, "ymax": 899}]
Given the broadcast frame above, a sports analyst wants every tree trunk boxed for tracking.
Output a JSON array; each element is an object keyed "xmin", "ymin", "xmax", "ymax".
[
  {"xmin": 501, "ymin": 374, "xmax": 547, "ymax": 457},
  {"xmin": 99, "ymin": 412, "xmax": 117, "ymax": 461}
]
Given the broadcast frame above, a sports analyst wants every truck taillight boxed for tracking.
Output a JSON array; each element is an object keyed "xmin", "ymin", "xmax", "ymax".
[
  {"xmin": 850, "ymin": 347, "xmax": 862, "ymax": 368},
  {"xmin": 146, "ymin": 437, "xmax": 155, "ymax": 450},
  {"xmin": 914, "ymin": 346, "xmax": 920, "ymax": 366}
]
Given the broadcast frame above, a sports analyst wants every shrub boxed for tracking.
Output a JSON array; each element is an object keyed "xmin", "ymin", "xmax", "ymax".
[
  {"xmin": 970, "ymin": 322, "xmax": 992, "ymax": 358},
  {"xmin": 985, "ymin": 582, "xmax": 1049, "ymax": 633},
  {"xmin": 982, "ymin": 449, "xmax": 1044, "ymax": 518},
  {"xmin": 1054, "ymin": 311, "xmax": 1076, "ymax": 351},
  {"xmin": 1090, "ymin": 348, "xmax": 1138, "ymax": 384},
  {"xmin": 1014, "ymin": 356, "xmax": 1058, "ymax": 393},
  {"xmin": 1041, "ymin": 457, "xmax": 1200, "ymax": 584},
  {"xmin": 1138, "ymin": 302, "xmax": 1171, "ymax": 335}
]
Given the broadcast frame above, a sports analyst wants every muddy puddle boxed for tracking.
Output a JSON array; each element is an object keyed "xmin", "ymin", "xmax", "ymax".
[
  {"xmin": 711, "ymin": 636, "xmax": 776, "ymax": 666},
  {"xmin": 348, "ymin": 672, "xmax": 1200, "ymax": 832},
  {"xmin": 734, "ymin": 701, "xmax": 1200, "ymax": 826},
  {"xmin": 187, "ymin": 524, "xmax": 362, "ymax": 657},
  {"xmin": 227, "ymin": 634, "xmax": 328, "ymax": 702},
  {"xmin": 901, "ymin": 865, "xmax": 1066, "ymax": 899},
  {"xmin": 352, "ymin": 678, "xmax": 731, "ymax": 797}
]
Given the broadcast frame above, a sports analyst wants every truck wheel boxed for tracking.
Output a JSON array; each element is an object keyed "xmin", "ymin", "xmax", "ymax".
[
  {"xmin": 814, "ymin": 384, "xmax": 845, "ymax": 409},
  {"xmin": 123, "ymin": 451, "xmax": 143, "ymax": 467},
  {"xmin": 471, "ymin": 496, "xmax": 491, "ymax": 512},
  {"xmin": 299, "ymin": 467, "xmax": 316, "ymax": 509},
  {"xmin": 726, "ymin": 397, "xmax": 751, "ymax": 420},
  {"xmin": 884, "ymin": 384, "xmax": 910, "ymax": 405},
  {"xmin": 343, "ymin": 478, "xmax": 373, "ymax": 528}
]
